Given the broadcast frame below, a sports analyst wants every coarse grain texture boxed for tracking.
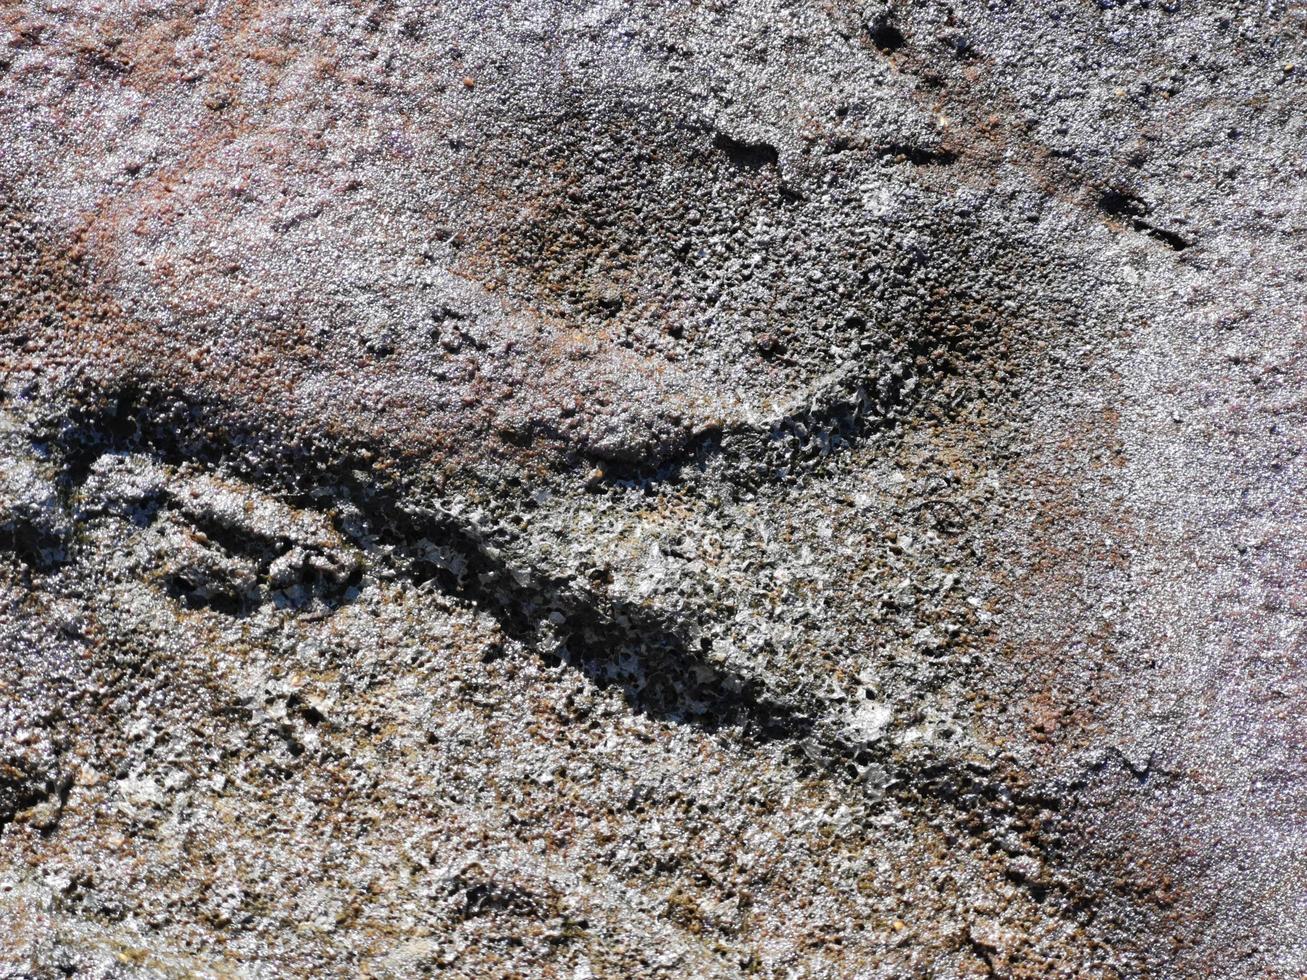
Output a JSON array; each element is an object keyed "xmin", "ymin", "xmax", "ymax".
[{"xmin": 1, "ymin": 1, "xmax": 1304, "ymax": 977}]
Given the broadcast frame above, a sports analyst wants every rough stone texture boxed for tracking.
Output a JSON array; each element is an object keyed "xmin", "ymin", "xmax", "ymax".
[{"xmin": 1, "ymin": 1, "xmax": 1304, "ymax": 976}]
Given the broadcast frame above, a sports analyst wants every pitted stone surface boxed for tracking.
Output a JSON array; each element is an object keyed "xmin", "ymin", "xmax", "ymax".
[{"xmin": 1, "ymin": 2, "xmax": 1304, "ymax": 977}]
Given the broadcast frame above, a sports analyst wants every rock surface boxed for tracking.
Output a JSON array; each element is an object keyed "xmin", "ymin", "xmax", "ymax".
[{"xmin": 1, "ymin": 1, "xmax": 1304, "ymax": 976}]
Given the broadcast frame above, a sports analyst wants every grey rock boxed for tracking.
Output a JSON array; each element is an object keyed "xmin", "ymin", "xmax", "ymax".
[{"xmin": 1, "ymin": 1, "xmax": 1305, "ymax": 977}]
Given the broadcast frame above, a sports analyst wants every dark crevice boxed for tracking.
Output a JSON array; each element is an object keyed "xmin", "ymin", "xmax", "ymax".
[
  {"xmin": 162, "ymin": 574, "xmax": 245, "ymax": 617},
  {"xmin": 344, "ymin": 492, "xmax": 820, "ymax": 744},
  {"xmin": 1134, "ymin": 222, "xmax": 1191, "ymax": 251},
  {"xmin": 0, "ymin": 527, "xmax": 67, "ymax": 571},
  {"xmin": 1098, "ymin": 189, "xmax": 1144, "ymax": 220},
  {"xmin": 587, "ymin": 272, "xmax": 1001, "ymax": 492},
  {"xmin": 712, "ymin": 132, "xmax": 780, "ymax": 170},
  {"xmin": 35, "ymin": 384, "xmax": 1101, "ymax": 924},
  {"xmin": 0, "ymin": 750, "xmax": 65, "ymax": 832},
  {"xmin": 877, "ymin": 142, "xmax": 957, "ymax": 166},
  {"xmin": 587, "ymin": 355, "xmax": 923, "ymax": 490},
  {"xmin": 967, "ymin": 929, "xmax": 1000, "ymax": 976},
  {"xmin": 45, "ymin": 389, "xmax": 819, "ymax": 744},
  {"xmin": 1098, "ymin": 190, "xmax": 1192, "ymax": 251},
  {"xmin": 866, "ymin": 17, "xmax": 905, "ymax": 52},
  {"xmin": 165, "ymin": 507, "xmax": 282, "ymax": 565}
]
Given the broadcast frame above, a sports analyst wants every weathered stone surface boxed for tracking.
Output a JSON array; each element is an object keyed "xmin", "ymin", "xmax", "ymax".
[{"xmin": 1, "ymin": 1, "xmax": 1304, "ymax": 976}]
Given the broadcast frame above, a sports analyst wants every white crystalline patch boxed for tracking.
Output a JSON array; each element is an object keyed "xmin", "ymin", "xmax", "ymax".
[
  {"xmin": 117, "ymin": 776, "xmax": 165, "ymax": 811},
  {"xmin": 847, "ymin": 700, "xmax": 893, "ymax": 741}
]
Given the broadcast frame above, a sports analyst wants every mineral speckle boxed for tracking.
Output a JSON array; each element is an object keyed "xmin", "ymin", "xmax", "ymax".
[{"xmin": 1, "ymin": 1, "xmax": 1304, "ymax": 977}]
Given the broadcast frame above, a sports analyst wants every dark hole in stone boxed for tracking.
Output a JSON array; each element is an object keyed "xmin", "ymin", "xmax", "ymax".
[
  {"xmin": 299, "ymin": 704, "xmax": 325, "ymax": 726},
  {"xmin": 867, "ymin": 19, "xmax": 905, "ymax": 52},
  {"xmin": 1138, "ymin": 223, "xmax": 1192, "ymax": 251},
  {"xmin": 713, "ymin": 132, "xmax": 779, "ymax": 170},
  {"xmin": 1099, "ymin": 189, "xmax": 1147, "ymax": 220},
  {"xmin": 879, "ymin": 143, "xmax": 957, "ymax": 167},
  {"xmin": 1098, "ymin": 190, "xmax": 1192, "ymax": 251}
]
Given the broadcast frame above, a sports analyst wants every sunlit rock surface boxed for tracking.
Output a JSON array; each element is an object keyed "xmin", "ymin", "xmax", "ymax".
[{"xmin": 2, "ymin": 2, "xmax": 1304, "ymax": 976}]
